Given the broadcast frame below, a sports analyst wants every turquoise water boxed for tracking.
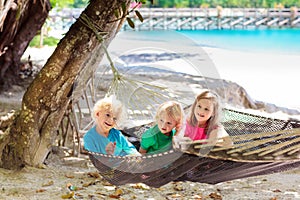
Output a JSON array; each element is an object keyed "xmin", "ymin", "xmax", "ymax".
[
  {"xmin": 177, "ymin": 29, "xmax": 300, "ymax": 55},
  {"xmin": 121, "ymin": 29, "xmax": 300, "ymax": 55}
]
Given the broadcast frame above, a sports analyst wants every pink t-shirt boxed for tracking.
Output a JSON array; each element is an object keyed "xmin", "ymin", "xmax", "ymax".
[{"xmin": 184, "ymin": 121, "xmax": 207, "ymax": 141}]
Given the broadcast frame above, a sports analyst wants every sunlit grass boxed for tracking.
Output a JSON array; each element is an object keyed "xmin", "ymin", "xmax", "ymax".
[{"xmin": 29, "ymin": 35, "xmax": 59, "ymax": 47}]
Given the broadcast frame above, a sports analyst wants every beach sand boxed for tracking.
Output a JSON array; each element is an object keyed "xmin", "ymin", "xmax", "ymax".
[{"xmin": 203, "ymin": 46, "xmax": 300, "ymax": 111}]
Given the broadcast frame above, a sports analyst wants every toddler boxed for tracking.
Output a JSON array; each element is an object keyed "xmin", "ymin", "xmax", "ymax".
[
  {"xmin": 139, "ymin": 101, "xmax": 184, "ymax": 154},
  {"xmin": 83, "ymin": 95, "xmax": 140, "ymax": 156}
]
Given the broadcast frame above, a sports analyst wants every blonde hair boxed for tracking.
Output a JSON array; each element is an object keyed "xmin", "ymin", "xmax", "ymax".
[
  {"xmin": 155, "ymin": 101, "xmax": 184, "ymax": 133},
  {"xmin": 92, "ymin": 95, "xmax": 127, "ymax": 126},
  {"xmin": 188, "ymin": 90, "xmax": 222, "ymax": 136}
]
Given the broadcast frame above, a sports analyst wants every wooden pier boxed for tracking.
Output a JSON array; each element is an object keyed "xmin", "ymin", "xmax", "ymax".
[
  {"xmin": 125, "ymin": 8, "xmax": 300, "ymax": 30},
  {"xmin": 48, "ymin": 8, "xmax": 300, "ymax": 33}
]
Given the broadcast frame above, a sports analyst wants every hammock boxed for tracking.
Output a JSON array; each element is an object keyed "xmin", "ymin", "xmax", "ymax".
[
  {"xmin": 70, "ymin": 46, "xmax": 300, "ymax": 187},
  {"xmin": 87, "ymin": 108, "xmax": 300, "ymax": 188}
]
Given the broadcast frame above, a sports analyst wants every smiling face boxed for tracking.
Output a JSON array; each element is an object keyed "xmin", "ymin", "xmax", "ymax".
[
  {"xmin": 92, "ymin": 96, "xmax": 125, "ymax": 136},
  {"xmin": 157, "ymin": 112, "xmax": 176, "ymax": 135},
  {"xmin": 95, "ymin": 107, "xmax": 117, "ymax": 136},
  {"xmin": 194, "ymin": 99, "xmax": 214, "ymax": 127}
]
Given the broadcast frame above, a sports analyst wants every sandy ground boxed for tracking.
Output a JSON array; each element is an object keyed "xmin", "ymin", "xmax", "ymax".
[
  {"xmin": 1, "ymin": 31, "xmax": 299, "ymax": 200},
  {"xmin": 203, "ymin": 46, "xmax": 300, "ymax": 111},
  {"xmin": 1, "ymin": 147, "xmax": 300, "ymax": 200}
]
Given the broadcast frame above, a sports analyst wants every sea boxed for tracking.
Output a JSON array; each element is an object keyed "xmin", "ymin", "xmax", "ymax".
[
  {"xmin": 111, "ymin": 28, "xmax": 300, "ymax": 111},
  {"xmin": 178, "ymin": 28, "xmax": 300, "ymax": 55}
]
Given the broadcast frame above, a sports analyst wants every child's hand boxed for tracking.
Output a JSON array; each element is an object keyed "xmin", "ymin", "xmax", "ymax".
[
  {"xmin": 126, "ymin": 151, "xmax": 142, "ymax": 157},
  {"xmin": 173, "ymin": 136, "xmax": 192, "ymax": 150},
  {"xmin": 105, "ymin": 142, "xmax": 116, "ymax": 155}
]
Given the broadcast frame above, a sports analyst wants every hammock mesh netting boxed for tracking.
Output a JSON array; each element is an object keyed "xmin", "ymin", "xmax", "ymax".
[
  {"xmin": 87, "ymin": 108, "xmax": 300, "ymax": 188},
  {"xmin": 71, "ymin": 52, "xmax": 300, "ymax": 188}
]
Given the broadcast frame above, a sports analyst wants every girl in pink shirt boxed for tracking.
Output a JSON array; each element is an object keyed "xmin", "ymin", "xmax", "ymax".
[{"xmin": 184, "ymin": 90, "xmax": 233, "ymax": 147}]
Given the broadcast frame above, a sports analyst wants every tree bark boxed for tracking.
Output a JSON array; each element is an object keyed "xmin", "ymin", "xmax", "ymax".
[
  {"xmin": 0, "ymin": 0, "xmax": 51, "ymax": 91},
  {"xmin": 0, "ymin": 0, "xmax": 130, "ymax": 169}
]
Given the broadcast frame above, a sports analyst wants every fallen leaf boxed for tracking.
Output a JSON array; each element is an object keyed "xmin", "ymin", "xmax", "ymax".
[
  {"xmin": 65, "ymin": 174, "xmax": 75, "ymax": 178},
  {"xmin": 61, "ymin": 191, "xmax": 74, "ymax": 199},
  {"xmin": 108, "ymin": 194, "xmax": 121, "ymax": 199},
  {"xmin": 87, "ymin": 172, "xmax": 101, "ymax": 178},
  {"xmin": 131, "ymin": 183, "xmax": 150, "ymax": 190},
  {"xmin": 114, "ymin": 188, "xmax": 124, "ymax": 196},
  {"xmin": 36, "ymin": 189, "xmax": 46, "ymax": 193},
  {"xmin": 191, "ymin": 194, "xmax": 202, "ymax": 200},
  {"xmin": 209, "ymin": 192, "xmax": 222, "ymax": 200},
  {"xmin": 103, "ymin": 181, "xmax": 113, "ymax": 186},
  {"xmin": 82, "ymin": 180, "xmax": 99, "ymax": 187},
  {"xmin": 42, "ymin": 180, "xmax": 54, "ymax": 187},
  {"xmin": 174, "ymin": 183, "xmax": 184, "ymax": 191},
  {"xmin": 171, "ymin": 193, "xmax": 182, "ymax": 198}
]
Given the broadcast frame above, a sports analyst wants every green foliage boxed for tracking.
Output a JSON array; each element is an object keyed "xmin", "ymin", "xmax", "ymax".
[
  {"xmin": 135, "ymin": 10, "xmax": 144, "ymax": 22},
  {"xmin": 29, "ymin": 35, "xmax": 59, "ymax": 47},
  {"xmin": 111, "ymin": 1, "xmax": 145, "ymax": 30},
  {"xmin": 126, "ymin": 17, "xmax": 135, "ymax": 28},
  {"xmin": 50, "ymin": 0, "xmax": 74, "ymax": 8},
  {"xmin": 50, "ymin": 0, "xmax": 89, "ymax": 8}
]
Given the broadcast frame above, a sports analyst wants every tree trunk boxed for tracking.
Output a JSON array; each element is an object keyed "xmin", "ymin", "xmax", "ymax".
[
  {"xmin": 0, "ymin": 0, "xmax": 130, "ymax": 169},
  {"xmin": 0, "ymin": 0, "xmax": 51, "ymax": 91}
]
